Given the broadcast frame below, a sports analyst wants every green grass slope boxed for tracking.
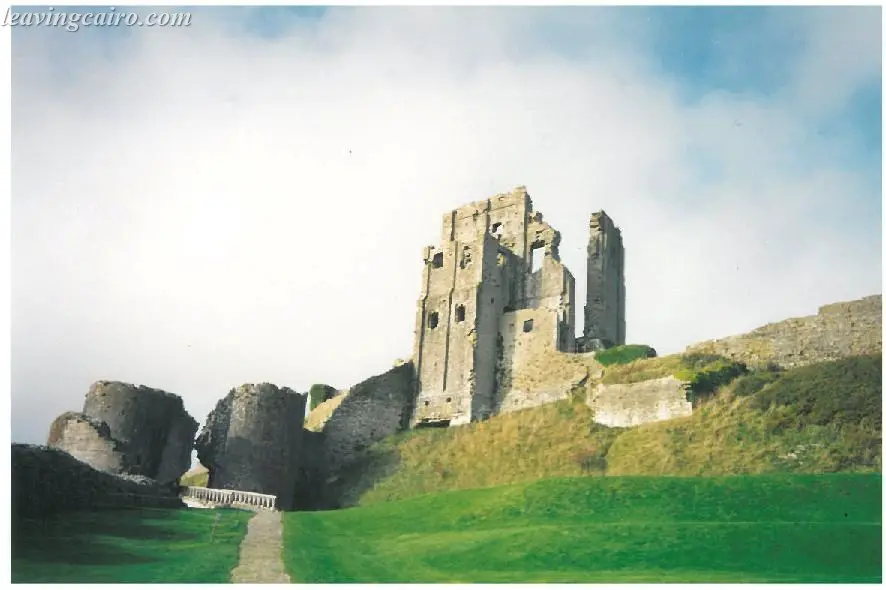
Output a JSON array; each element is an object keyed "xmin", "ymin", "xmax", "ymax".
[
  {"xmin": 283, "ymin": 473, "xmax": 881, "ymax": 583},
  {"xmin": 12, "ymin": 507, "xmax": 252, "ymax": 583},
  {"xmin": 337, "ymin": 355, "xmax": 880, "ymax": 506},
  {"xmin": 607, "ymin": 355, "xmax": 881, "ymax": 475}
]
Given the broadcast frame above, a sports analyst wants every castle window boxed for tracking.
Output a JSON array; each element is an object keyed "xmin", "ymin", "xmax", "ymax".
[
  {"xmin": 460, "ymin": 246, "xmax": 472, "ymax": 269},
  {"xmin": 523, "ymin": 319, "xmax": 534, "ymax": 333},
  {"xmin": 432, "ymin": 252, "xmax": 444, "ymax": 268},
  {"xmin": 428, "ymin": 312, "xmax": 439, "ymax": 329},
  {"xmin": 491, "ymin": 222, "xmax": 503, "ymax": 238},
  {"xmin": 446, "ymin": 397, "xmax": 452, "ymax": 403},
  {"xmin": 529, "ymin": 242, "xmax": 544, "ymax": 272},
  {"xmin": 455, "ymin": 304, "xmax": 466, "ymax": 323}
]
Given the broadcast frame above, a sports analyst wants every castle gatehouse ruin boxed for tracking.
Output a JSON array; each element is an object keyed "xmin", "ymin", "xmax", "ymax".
[{"xmin": 411, "ymin": 186, "xmax": 625, "ymax": 427}]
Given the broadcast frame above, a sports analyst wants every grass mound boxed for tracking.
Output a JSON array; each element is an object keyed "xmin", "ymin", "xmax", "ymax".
[
  {"xmin": 335, "ymin": 400, "xmax": 622, "ymax": 507},
  {"xmin": 283, "ymin": 473, "xmax": 881, "ymax": 583},
  {"xmin": 329, "ymin": 355, "xmax": 880, "ymax": 506},
  {"xmin": 607, "ymin": 355, "xmax": 882, "ymax": 475},
  {"xmin": 12, "ymin": 507, "xmax": 252, "ymax": 583},
  {"xmin": 594, "ymin": 344, "xmax": 657, "ymax": 366}
]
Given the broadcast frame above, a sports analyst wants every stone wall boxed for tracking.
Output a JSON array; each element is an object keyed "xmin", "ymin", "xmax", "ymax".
[
  {"xmin": 589, "ymin": 376, "xmax": 692, "ymax": 428},
  {"xmin": 47, "ymin": 412, "xmax": 129, "ymax": 474},
  {"xmin": 292, "ymin": 430, "xmax": 326, "ymax": 511},
  {"xmin": 47, "ymin": 381, "xmax": 198, "ymax": 484},
  {"xmin": 686, "ymin": 294, "xmax": 882, "ymax": 368},
  {"xmin": 195, "ymin": 383, "xmax": 305, "ymax": 511},
  {"xmin": 322, "ymin": 362, "xmax": 415, "ymax": 474},
  {"xmin": 584, "ymin": 211, "xmax": 625, "ymax": 347},
  {"xmin": 497, "ymin": 308, "xmax": 603, "ymax": 413},
  {"xmin": 79, "ymin": 381, "xmax": 198, "ymax": 484},
  {"xmin": 12, "ymin": 444, "xmax": 182, "ymax": 521}
]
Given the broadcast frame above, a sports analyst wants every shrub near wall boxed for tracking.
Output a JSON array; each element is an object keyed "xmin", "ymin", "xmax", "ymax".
[{"xmin": 594, "ymin": 345, "xmax": 657, "ymax": 367}]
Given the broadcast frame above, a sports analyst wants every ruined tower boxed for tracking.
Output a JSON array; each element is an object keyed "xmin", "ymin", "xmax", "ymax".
[
  {"xmin": 583, "ymin": 211, "xmax": 626, "ymax": 349},
  {"xmin": 411, "ymin": 186, "xmax": 577, "ymax": 427}
]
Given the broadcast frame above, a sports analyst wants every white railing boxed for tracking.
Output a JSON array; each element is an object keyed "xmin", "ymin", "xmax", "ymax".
[{"xmin": 182, "ymin": 486, "xmax": 278, "ymax": 511}]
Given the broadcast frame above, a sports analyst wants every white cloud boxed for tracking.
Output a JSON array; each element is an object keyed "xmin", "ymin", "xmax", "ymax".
[{"xmin": 11, "ymin": 7, "xmax": 881, "ymax": 444}]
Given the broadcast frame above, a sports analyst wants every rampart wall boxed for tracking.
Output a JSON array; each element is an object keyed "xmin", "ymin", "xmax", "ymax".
[{"xmin": 686, "ymin": 295, "xmax": 882, "ymax": 368}]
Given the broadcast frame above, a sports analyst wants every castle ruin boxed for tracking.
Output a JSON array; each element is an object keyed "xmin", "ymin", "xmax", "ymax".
[{"xmin": 411, "ymin": 186, "xmax": 625, "ymax": 427}]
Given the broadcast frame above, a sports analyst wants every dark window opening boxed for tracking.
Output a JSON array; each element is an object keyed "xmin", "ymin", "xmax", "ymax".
[
  {"xmin": 416, "ymin": 419, "xmax": 450, "ymax": 429},
  {"xmin": 446, "ymin": 397, "xmax": 452, "ymax": 402},
  {"xmin": 523, "ymin": 319, "xmax": 534, "ymax": 333},
  {"xmin": 432, "ymin": 252, "xmax": 444, "ymax": 268},
  {"xmin": 491, "ymin": 222, "xmax": 503, "ymax": 238},
  {"xmin": 424, "ymin": 400, "xmax": 430, "ymax": 407},
  {"xmin": 429, "ymin": 312, "xmax": 439, "ymax": 329},
  {"xmin": 455, "ymin": 304, "xmax": 466, "ymax": 322}
]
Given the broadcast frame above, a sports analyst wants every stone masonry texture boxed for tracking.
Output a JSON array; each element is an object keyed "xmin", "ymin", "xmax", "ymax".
[
  {"xmin": 47, "ymin": 412, "xmax": 130, "ymax": 474},
  {"xmin": 685, "ymin": 295, "xmax": 882, "ymax": 368},
  {"xmin": 411, "ymin": 186, "xmax": 624, "ymax": 427},
  {"xmin": 584, "ymin": 211, "xmax": 626, "ymax": 348},
  {"xmin": 589, "ymin": 376, "xmax": 692, "ymax": 428},
  {"xmin": 195, "ymin": 383, "xmax": 306, "ymax": 511},
  {"xmin": 48, "ymin": 381, "xmax": 198, "ymax": 484},
  {"xmin": 321, "ymin": 362, "xmax": 415, "ymax": 474}
]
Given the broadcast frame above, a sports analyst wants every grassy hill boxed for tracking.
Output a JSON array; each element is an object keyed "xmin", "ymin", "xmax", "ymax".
[
  {"xmin": 283, "ymin": 473, "xmax": 881, "ymax": 583},
  {"xmin": 330, "ymin": 354, "xmax": 881, "ymax": 507}
]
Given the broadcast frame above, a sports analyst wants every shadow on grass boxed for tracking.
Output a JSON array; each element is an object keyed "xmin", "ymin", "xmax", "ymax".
[
  {"xmin": 12, "ymin": 507, "xmax": 198, "ymax": 566},
  {"xmin": 323, "ymin": 447, "xmax": 402, "ymax": 509}
]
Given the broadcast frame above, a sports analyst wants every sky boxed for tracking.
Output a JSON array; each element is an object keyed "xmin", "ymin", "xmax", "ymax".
[{"xmin": 10, "ymin": 6, "xmax": 882, "ymax": 445}]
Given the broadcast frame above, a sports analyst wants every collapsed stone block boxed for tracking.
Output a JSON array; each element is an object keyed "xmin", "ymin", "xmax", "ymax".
[
  {"xmin": 47, "ymin": 412, "xmax": 130, "ymax": 474},
  {"xmin": 195, "ymin": 383, "xmax": 306, "ymax": 511},
  {"xmin": 48, "ymin": 380, "xmax": 199, "ymax": 484}
]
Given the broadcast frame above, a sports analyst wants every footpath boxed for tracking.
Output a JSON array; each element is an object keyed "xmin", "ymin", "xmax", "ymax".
[{"xmin": 230, "ymin": 510, "xmax": 292, "ymax": 583}]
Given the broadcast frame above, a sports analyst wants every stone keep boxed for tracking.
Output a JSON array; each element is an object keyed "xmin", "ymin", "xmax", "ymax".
[
  {"xmin": 195, "ymin": 383, "xmax": 306, "ymax": 511},
  {"xmin": 411, "ymin": 186, "xmax": 625, "ymax": 427}
]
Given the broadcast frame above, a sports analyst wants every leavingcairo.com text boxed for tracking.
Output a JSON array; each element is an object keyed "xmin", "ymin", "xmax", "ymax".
[{"xmin": 3, "ymin": 7, "xmax": 192, "ymax": 32}]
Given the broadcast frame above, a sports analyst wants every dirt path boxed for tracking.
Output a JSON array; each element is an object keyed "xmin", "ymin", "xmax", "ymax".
[{"xmin": 230, "ymin": 510, "xmax": 291, "ymax": 584}]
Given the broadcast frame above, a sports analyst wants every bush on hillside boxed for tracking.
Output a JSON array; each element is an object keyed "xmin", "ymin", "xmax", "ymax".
[
  {"xmin": 594, "ymin": 344, "xmax": 658, "ymax": 366},
  {"xmin": 309, "ymin": 384, "xmax": 338, "ymax": 411},
  {"xmin": 733, "ymin": 371, "xmax": 782, "ymax": 397},
  {"xmin": 679, "ymin": 359, "xmax": 749, "ymax": 405},
  {"xmin": 751, "ymin": 355, "xmax": 882, "ymax": 432}
]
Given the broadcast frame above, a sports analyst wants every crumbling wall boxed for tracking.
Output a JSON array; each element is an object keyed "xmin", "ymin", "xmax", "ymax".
[
  {"xmin": 497, "ymin": 309, "xmax": 603, "ymax": 412},
  {"xmin": 80, "ymin": 381, "xmax": 198, "ymax": 484},
  {"xmin": 195, "ymin": 383, "xmax": 305, "ymax": 511},
  {"xmin": 322, "ymin": 362, "xmax": 414, "ymax": 474},
  {"xmin": 47, "ymin": 412, "xmax": 129, "ymax": 474},
  {"xmin": 589, "ymin": 376, "xmax": 692, "ymax": 427},
  {"xmin": 11, "ymin": 444, "xmax": 182, "ymax": 522},
  {"xmin": 686, "ymin": 295, "xmax": 882, "ymax": 368},
  {"xmin": 585, "ymin": 211, "xmax": 625, "ymax": 347},
  {"xmin": 292, "ymin": 430, "xmax": 326, "ymax": 510},
  {"xmin": 413, "ymin": 187, "xmax": 585, "ymax": 426}
]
